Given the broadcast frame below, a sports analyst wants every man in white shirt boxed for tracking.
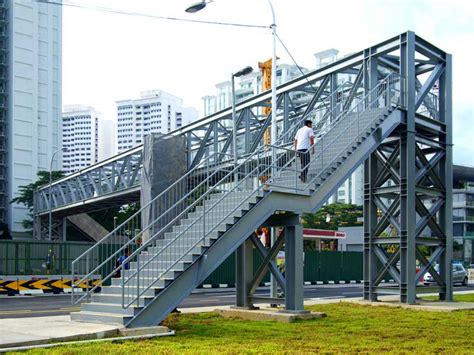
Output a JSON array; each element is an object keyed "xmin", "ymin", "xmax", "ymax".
[{"xmin": 294, "ymin": 120, "xmax": 315, "ymax": 183}]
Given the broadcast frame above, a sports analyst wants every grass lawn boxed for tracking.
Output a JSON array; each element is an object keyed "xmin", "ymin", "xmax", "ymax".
[
  {"xmin": 18, "ymin": 298, "xmax": 474, "ymax": 354},
  {"xmin": 422, "ymin": 292, "xmax": 474, "ymax": 302}
]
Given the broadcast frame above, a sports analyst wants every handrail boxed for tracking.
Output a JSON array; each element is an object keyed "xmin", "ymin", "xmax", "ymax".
[
  {"xmin": 119, "ymin": 74, "xmax": 402, "ymax": 308},
  {"xmin": 266, "ymin": 73, "xmax": 403, "ymax": 192},
  {"xmin": 71, "ymin": 152, "xmax": 231, "ymax": 304}
]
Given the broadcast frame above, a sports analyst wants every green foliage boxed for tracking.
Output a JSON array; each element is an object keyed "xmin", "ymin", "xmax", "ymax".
[
  {"xmin": 302, "ymin": 203, "xmax": 363, "ymax": 231},
  {"xmin": 89, "ymin": 203, "xmax": 140, "ymax": 231},
  {"xmin": 10, "ymin": 170, "xmax": 65, "ymax": 230}
]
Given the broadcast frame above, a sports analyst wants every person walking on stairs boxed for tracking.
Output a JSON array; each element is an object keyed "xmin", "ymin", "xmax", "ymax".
[{"xmin": 294, "ymin": 119, "xmax": 315, "ymax": 183}]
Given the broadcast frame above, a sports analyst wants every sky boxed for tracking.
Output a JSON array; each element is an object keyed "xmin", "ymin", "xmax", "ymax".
[{"xmin": 60, "ymin": 0, "xmax": 474, "ymax": 165}]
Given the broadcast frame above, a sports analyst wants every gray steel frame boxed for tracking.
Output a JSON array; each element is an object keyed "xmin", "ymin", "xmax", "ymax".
[
  {"xmin": 363, "ymin": 32, "xmax": 452, "ymax": 303},
  {"xmin": 234, "ymin": 213, "xmax": 305, "ymax": 312}
]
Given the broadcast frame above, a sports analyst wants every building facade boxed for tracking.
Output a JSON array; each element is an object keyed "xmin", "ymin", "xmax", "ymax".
[
  {"xmin": 62, "ymin": 106, "xmax": 114, "ymax": 174},
  {"xmin": 202, "ymin": 64, "xmax": 306, "ymax": 117},
  {"xmin": 2, "ymin": 0, "xmax": 62, "ymax": 237},
  {"xmin": 453, "ymin": 165, "xmax": 474, "ymax": 264},
  {"xmin": 116, "ymin": 90, "xmax": 198, "ymax": 153}
]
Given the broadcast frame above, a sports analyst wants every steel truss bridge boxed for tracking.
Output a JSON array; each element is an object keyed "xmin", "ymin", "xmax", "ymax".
[{"xmin": 34, "ymin": 32, "xmax": 452, "ymax": 317}]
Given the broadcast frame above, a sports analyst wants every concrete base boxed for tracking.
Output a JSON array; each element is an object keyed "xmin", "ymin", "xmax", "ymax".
[
  {"xmin": 119, "ymin": 326, "xmax": 170, "ymax": 337},
  {"xmin": 347, "ymin": 299, "xmax": 474, "ymax": 312},
  {"xmin": 217, "ymin": 308, "xmax": 326, "ymax": 323},
  {"xmin": 0, "ymin": 315, "xmax": 172, "ymax": 351}
]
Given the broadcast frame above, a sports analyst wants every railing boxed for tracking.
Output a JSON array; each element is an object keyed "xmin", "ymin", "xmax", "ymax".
[
  {"xmin": 71, "ymin": 152, "xmax": 234, "ymax": 304},
  {"xmin": 35, "ymin": 145, "xmax": 144, "ymax": 214},
  {"xmin": 266, "ymin": 73, "xmax": 404, "ymax": 192},
  {"xmin": 417, "ymin": 90, "xmax": 439, "ymax": 121}
]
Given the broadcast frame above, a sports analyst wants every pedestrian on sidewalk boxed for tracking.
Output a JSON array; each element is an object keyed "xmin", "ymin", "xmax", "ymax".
[{"xmin": 294, "ymin": 120, "xmax": 315, "ymax": 183}]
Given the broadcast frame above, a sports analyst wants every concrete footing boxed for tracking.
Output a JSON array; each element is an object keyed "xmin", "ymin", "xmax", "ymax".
[
  {"xmin": 217, "ymin": 308, "xmax": 326, "ymax": 323},
  {"xmin": 119, "ymin": 326, "xmax": 171, "ymax": 337}
]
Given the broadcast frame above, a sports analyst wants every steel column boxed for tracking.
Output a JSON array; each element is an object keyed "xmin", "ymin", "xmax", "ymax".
[
  {"xmin": 284, "ymin": 223, "xmax": 304, "ymax": 312},
  {"xmin": 235, "ymin": 237, "xmax": 255, "ymax": 309}
]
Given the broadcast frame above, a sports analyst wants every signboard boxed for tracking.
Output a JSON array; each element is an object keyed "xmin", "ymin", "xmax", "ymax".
[{"xmin": 302, "ymin": 228, "xmax": 346, "ymax": 240}]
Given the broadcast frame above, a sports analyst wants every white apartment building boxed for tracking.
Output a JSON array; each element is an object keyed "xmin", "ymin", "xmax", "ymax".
[
  {"xmin": 2, "ymin": 1, "xmax": 62, "ymax": 237},
  {"xmin": 62, "ymin": 106, "xmax": 115, "ymax": 174},
  {"xmin": 202, "ymin": 64, "xmax": 306, "ymax": 117},
  {"xmin": 116, "ymin": 90, "xmax": 198, "ymax": 153}
]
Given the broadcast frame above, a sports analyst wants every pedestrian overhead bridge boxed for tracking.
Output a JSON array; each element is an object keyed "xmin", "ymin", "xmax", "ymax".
[{"xmin": 33, "ymin": 32, "xmax": 452, "ymax": 326}]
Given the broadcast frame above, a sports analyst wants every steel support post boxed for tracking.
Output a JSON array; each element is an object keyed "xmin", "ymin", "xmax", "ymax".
[
  {"xmin": 235, "ymin": 237, "xmax": 255, "ymax": 309},
  {"xmin": 399, "ymin": 32, "xmax": 417, "ymax": 304},
  {"xmin": 438, "ymin": 53, "xmax": 453, "ymax": 301},
  {"xmin": 363, "ymin": 155, "xmax": 379, "ymax": 301},
  {"xmin": 270, "ymin": 227, "xmax": 278, "ymax": 302},
  {"xmin": 284, "ymin": 223, "xmax": 305, "ymax": 312}
]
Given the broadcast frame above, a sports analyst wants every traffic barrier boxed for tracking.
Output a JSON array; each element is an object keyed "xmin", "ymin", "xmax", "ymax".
[{"xmin": 0, "ymin": 276, "xmax": 101, "ymax": 296}]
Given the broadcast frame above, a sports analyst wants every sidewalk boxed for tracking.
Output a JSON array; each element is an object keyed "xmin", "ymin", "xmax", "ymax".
[{"xmin": 2, "ymin": 290, "xmax": 473, "ymax": 351}]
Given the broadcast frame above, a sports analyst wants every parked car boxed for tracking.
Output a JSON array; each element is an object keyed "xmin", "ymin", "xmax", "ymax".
[{"xmin": 423, "ymin": 264, "xmax": 469, "ymax": 286}]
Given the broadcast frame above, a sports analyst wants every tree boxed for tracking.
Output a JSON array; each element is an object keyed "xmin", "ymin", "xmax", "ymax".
[
  {"xmin": 10, "ymin": 170, "xmax": 65, "ymax": 231},
  {"xmin": 301, "ymin": 203, "xmax": 363, "ymax": 230}
]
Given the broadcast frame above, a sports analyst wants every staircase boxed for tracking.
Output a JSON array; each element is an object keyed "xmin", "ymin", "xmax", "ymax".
[
  {"xmin": 71, "ymin": 73, "xmax": 404, "ymax": 327},
  {"xmin": 67, "ymin": 213, "xmax": 110, "ymax": 242}
]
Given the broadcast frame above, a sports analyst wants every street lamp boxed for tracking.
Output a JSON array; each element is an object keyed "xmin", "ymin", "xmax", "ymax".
[
  {"xmin": 48, "ymin": 146, "xmax": 67, "ymax": 241},
  {"xmin": 232, "ymin": 66, "xmax": 253, "ymax": 168}
]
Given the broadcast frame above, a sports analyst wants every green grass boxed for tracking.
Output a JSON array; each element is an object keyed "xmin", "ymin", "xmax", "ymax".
[
  {"xmin": 422, "ymin": 293, "xmax": 474, "ymax": 302},
  {"xmin": 18, "ymin": 300, "xmax": 474, "ymax": 354}
]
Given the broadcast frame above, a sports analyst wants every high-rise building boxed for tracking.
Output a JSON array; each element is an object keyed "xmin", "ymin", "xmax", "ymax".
[
  {"xmin": 202, "ymin": 64, "xmax": 306, "ymax": 117},
  {"xmin": 116, "ymin": 90, "xmax": 198, "ymax": 153},
  {"xmin": 1, "ymin": 1, "xmax": 62, "ymax": 237},
  {"xmin": 62, "ymin": 106, "xmax": 114, "ymax": 174}
]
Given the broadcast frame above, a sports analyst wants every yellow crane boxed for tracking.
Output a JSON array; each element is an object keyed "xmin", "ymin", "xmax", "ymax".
[{"xmin": 258, "ymin": 58, "xmax": 275, "ymax": 145}]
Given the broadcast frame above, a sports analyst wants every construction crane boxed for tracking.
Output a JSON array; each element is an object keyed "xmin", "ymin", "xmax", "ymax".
[{"xmin": 258, "ymin": 58, "xmax": 276, "ymax": 145}]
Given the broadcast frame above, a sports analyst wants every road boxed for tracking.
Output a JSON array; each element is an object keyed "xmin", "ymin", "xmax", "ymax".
[{"xmin": 1, "ymin": 283, "xmax": 472, "ymax": 319}]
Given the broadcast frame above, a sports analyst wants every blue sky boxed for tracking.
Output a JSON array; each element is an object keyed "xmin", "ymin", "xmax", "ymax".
[{"xmin": 61, "ymin": 0, "xmax": 473, "ymax": 165}]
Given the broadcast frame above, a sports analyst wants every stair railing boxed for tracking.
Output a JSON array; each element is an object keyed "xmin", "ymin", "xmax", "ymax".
[
  {"xmin": 71, "ymin": 151, "xmax": 234, "ymax": 304},
  {"xmin": 265, "ymin": 73, "xmax": 404, "ymax": 192},
  {"xmin": 118, "ymin": 75, "xmax": 403, "ymax": 309}
]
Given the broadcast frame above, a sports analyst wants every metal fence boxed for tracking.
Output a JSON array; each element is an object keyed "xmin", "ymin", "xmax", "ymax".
[
  {"xmin": 1, "ymin": 241, "xmax": 366, "ymax": 285},
  {"xmin": 203, "ymin": 250, "xmax": 365, "ymax": 286},
  {"xmin": 0, "ymin": 240, "xmax": 93, "ymax": 275}
]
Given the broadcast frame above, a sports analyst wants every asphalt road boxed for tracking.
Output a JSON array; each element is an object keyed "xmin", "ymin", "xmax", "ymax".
[{"xmin": 1, "ymin": 283, "xmax": 472, "ymax": 319}]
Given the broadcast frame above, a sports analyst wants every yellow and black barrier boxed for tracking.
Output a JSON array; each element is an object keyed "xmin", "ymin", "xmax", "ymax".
[{"xmin": 0, "ymin": 277, "xmax": 101, "ymax": 296}]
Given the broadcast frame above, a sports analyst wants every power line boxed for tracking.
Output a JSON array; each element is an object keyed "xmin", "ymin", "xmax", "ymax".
[
  {"xmin": 33, "ymin": 0, "xmax": 268, "ymax": 29},
  {"xmin": 276, "ymin": 33, "xmax": 316, "ymax": 91}
]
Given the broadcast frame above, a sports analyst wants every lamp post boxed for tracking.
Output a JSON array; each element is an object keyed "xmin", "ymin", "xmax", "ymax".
[
  {"xmin": 186, "ymin": 0, "xmax": 277, "ymax": 154},
  {"xmin": 232, "ymin": 66, "xmax": 253, "ymax": 170},
  {"xmin": 48, "ymin": 147, "xmax": 67, "ymax": 241},
  {"xmin": 186, "ymin": 0, "xmax": 279, "ymax": 303}
]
